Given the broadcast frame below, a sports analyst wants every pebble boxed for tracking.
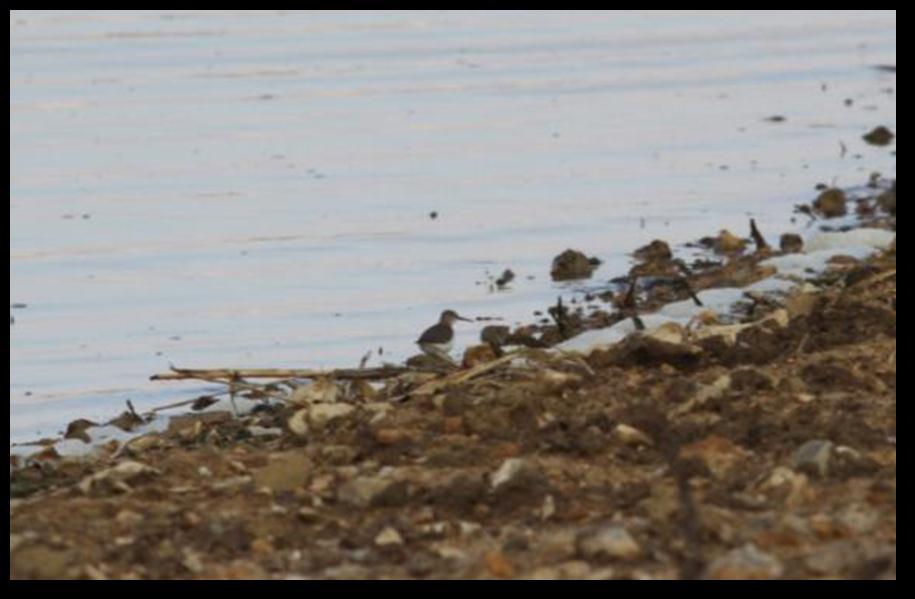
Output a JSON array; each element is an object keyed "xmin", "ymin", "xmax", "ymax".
[
  {"xmin": 791, "ymin": 439, "xmax": 833, "ymax": 478},
  {"xmin": 374, "ymin": 526, "xmax": 404, "ymax": 547},
  {"xmin": 779, "ymin": 233, "xmax": 804, "ymax": 254},
  {"xmin": 704, "ymin": 543, "xmax": 784, "ymax": 579},
  {"xmin": 337, "ymin": 475, "xmax": 408, "ymax": 509},
  {"xmin": 307, "ymin": 402, "xmax": 355, "ymax": 428},
  {"xmin": 287, "ymin": 409, "xmax": 309, "ymax": 437},
  {"xmin": 612, "ymin": 424, "xmax": 653, "ymax": 447},
  {"xmin": 813, "ymin": 188, "xmax": 848, "ymax": 218},
  {"xmin": 484, "ymin": 551, "xmax": 515, "ymax": 578},
  {"xmin": 576, "ymin": 525, "xmax": 641, "ymax": 561}
]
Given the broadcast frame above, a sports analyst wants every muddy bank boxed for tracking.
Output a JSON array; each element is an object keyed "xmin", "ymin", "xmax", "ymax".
[{"xmin": 10, "ymin": 183, "xmax": 896, "ymax": 580}]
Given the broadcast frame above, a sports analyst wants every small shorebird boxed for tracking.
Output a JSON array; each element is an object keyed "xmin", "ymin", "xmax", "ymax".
[{"xmin": 417, "ymin": 310, "xmax": 472, "ymax": 362}]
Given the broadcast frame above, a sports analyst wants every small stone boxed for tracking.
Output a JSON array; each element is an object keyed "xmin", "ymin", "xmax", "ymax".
[
  {"xmin": 287, "ymin": 409, "xmax": 309, "ymax": 437},
  {"xmin": 812, "ymin": 188, "xmax": 847, "ymax": 218},
  {"xmin": 250, "ymin": 537, "xmax": 274, "ymax": 555},
  {"xmin": 252, "ymin": 452, "xmax": 311, "ymax": 493},
  {"xmin": 779, "ymin": 233, "xmax": 804, "ymax": 253},
  {"xmin": 633, "ymin": 239, "xmax": 672, "ymax": 261},
  {"xmin": 64, "ymin": 418, "xmax": 97, "ymax": 443},
  {"xmin": 679, "ymin": 436, "xmax": 751, "ymax": 479},
  {"xmin": 337, "ymin": 475, "xmax": 408, "ymax": 509},
  {"xmin": 307, "ymin": 402, "xmax": 355, "ymax": 428},
  {"xmin": 125, "ymin": 434, "xmax": 164, "ymax": 453},
  {"xmin": 715, "ymin": 230, "xmax": 746, "ymax": 253},
  {"xmin": 374, "ymin": 526, "xmax": 404, "ymax": 547},
  {"xmin": 791, "ymin": 439, "xmax": 833, "ymax": 478},
  {"xmin": 462, "ymin": 344, "xmax": 498, "ymax": 368},
  {"xmin": 442, "ymin": 416, "xmax": 464, "ymax": 434},
  {"xmin": 289, "ymin": 377, "xmax": 338, "ymax": 405},
  {"xmin": 78, "ymin": 460, "xmax": 160, "ymax": 495},
  {"xmin": 705, "ymin": 544, "xmax": 783, "ymax": 579},
  {"xmin": 551, "ymin": 249, "xmax": 597, "ymax": 281},
  {"xmin": 480, "ymin": 325, "xmax": 510, "ymax": 347},
  {"xmin": 246, "ymin": 426, "xmax": 283, "ymax": 438},
  {"xmin": 490, "ymin": 458, "xmax": 547, "ymax": 495},
  {"xmin": 484, "ymin": 551, "xmax": 515, "ymax": 578},
  {"xmin": 612, "ymin": 424, "xmax": 653, "ymax": 447},
  {"xmin": 540, "ymin": 494, "xmax": 556, "ymax": 520},
  {"xmin": 373, "ymin": 428, "xmax": 413, "ymax": 446},
  {"xmin": 539, "ymin": 368, "xmax": 582, "ymax": 389},
  {"xmin": 862, "ymin": 125, "xmax": 894, "ymax": 146},
  {"xmin": 576, "ymin": 525, "xmax": 641, "ymax": 561}
]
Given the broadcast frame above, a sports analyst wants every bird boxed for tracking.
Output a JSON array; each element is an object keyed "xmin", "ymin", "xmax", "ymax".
[{"xmin": 416, "ymin": 309, "xmax": 472, "ymax": 362}]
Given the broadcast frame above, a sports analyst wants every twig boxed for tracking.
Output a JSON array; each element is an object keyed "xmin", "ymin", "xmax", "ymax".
[
  {"xmin": 151, "ymin": 366, "xmax": 413, "ymax": 381},
  {"xmin": 410, "ymin": 353, "xmax": 519, "ymax": 397},
  {"xmin": 749, "ymin": 218, "xmax": 770, "ymax": 252}
]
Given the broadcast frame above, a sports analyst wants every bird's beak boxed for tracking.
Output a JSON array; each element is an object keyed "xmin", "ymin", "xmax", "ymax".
[{"xmin": 456, "ymin": 315, "xmax": 473, "ymax": 322}]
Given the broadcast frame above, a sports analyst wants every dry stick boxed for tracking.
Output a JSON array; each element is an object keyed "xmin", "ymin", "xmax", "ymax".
[
  {"xmin": 409, "ymin": 352, "xmax": 519, "ymax": 398},
  {"xmin": 749, "ymin": 218, "xmax": 770, "ymax": 252},
  {"xmin": 191, "ymin": 373, "xmax": 291, "ymax": 405},
  {"xmin": 151, "ymin": 366, "xmax": 412, "ymax": 381}
]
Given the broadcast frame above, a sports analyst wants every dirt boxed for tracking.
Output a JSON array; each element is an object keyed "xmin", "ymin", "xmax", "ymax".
[{"xmin": 9, "ymin": 189, "xmax": 896, "ymax": 580}]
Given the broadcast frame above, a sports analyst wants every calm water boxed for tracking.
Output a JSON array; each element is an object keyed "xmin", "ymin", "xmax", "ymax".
[{"xmin": 10, "ymin": 10, "xmax": 896, "ymax": 442}]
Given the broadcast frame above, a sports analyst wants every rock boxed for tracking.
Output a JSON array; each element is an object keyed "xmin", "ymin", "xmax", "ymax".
[
  {"xmin": 539, "ymin": 368, "xmax": 582, "ymax": 390},
  {"xmin": 551, "ymin": 249, "xmax": 597, "ymax": 281},
  {"xmin": 480, "ymin": 325, "xmax": 511, "ymax": 347},
  {"xmin": 495, "ymin": 269, "xmax": 515, "ymax": 288},
  {"xmin": 761, "ymin": 467, "xmax": 809, "ymax": 506},
  {"xmin": 307, "ymin": 402, "xmax": 355, "ymax": 428},
  {"xmin": 715, "ymin": 230, "xmax": 746, "ymax": 253},
  {"xmin": 812, "ymin": 188, "xmax": 847, "ymax": 218},
  {"xmin": 462, "ymin": 344, "xmax": 498, "ymax": 368},
  {"xmin": 862, "ymin": 125, "xmax": 894, "ymax": 146},
  {"xmin": 837, "ymin": 503, "xmax": 879, "ymax": 535},
  {"xmin": 876, "ymin": 188, "xmax": 896, "ymax": 216},
  {"xmin": 576, "ymin": 525, "xmax": 641, "ymax": 561},
  {"xmin": 442, "ymin": 416, "xmax": 464, "ymax": 434},
  {"xmin": 484, "ymin": 551, "xmax": 515, "ymax": 578},
  {"xmin": 168, "ymin": 411, "xmax": 231, "ymax": 437},
  {"xmin": 614, "ymin": 328, "xmax": 701, "ymax": 369},
  {"xmin": 612, "ymin": 424, "xmax": 653, "ymax": 447},
  {"xmin": 374, "ymin": 526, "xmax": 404, "ymax": 547},
  {"xmin": 490, "ymin": 458, "xmax": 547, "ymax": 495},
  {"xmin": 287, "ymin": 409, "xmax": 309, "ymax": 437},
  {"xmin": 372, "ymin": 428, "xmax": 414, "ymax": 446},
  {"xmin": 337, "ymin": 475, "xmax": 409, "ymax": 509},
  {"xmin": 779, "ymin": 233, "xmax": 804, "ymax": 254},
  {"xmin": 246, "ymin": 426, "xmax": 283, "ymax": 438},
  {"xmin": 540, "ymin": 494, "xmax": 556, "ymax": 520},
  {"xmin": 791, "ymin": 439, "xmax": 833, "ymax": 478},
  {"xmin": 633, "ymin": 239, "xmax": 672, "ymax": 261},
  {"xmin": 78, "ymin": 460, "xmax": 160, "ymax": 495},
  {"xmin": 705, "ymin": 544, "xmax": 784, "ymax": 579},
  {"xmin": 125, "ymin": 434, "xmax": 165, "ymax": 454},
  {"xmin": 252, "ymin": 452, "xmax": 311, "ymax": 493},
  {"xmin": 539, "ymin": 529, "xmax": 578, "ymax": 559},
  {"xmin": 64, "ymin": 418, "xmax": 97, "ymax": 443},
  {"xmin": 289, "ymin": 377, "xmax": 338, "ymax": 405},
  {"xmin": 679, "ymin": 436, "xmax": 751, "ymax": 479}
]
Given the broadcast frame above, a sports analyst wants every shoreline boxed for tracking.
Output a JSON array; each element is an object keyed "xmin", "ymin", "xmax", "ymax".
[{"xmin": 10, "ymin": 178, "xmax": 896, "ymax": 579}]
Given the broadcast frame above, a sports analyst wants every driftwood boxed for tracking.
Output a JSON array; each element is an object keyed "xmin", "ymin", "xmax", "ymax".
[{"xmin": 151, "ymin": 366, "xmax": 412, "ymax": 381}]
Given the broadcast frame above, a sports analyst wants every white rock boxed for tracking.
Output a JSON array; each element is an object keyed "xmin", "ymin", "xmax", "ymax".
[
  {"xmin": 374, "ymin": 526, "xmax": 404, "ymax": 547},
  {"xmin": 307, "ymin": 402, "xmax": 355, "ymax": 428},
  {"xmin": 577, "ymin": 525, "xmax": 641, "ymax": 561},
  {"xmin": 287, "ymin": 409, "xmax": 309, "ymax": 437}
]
